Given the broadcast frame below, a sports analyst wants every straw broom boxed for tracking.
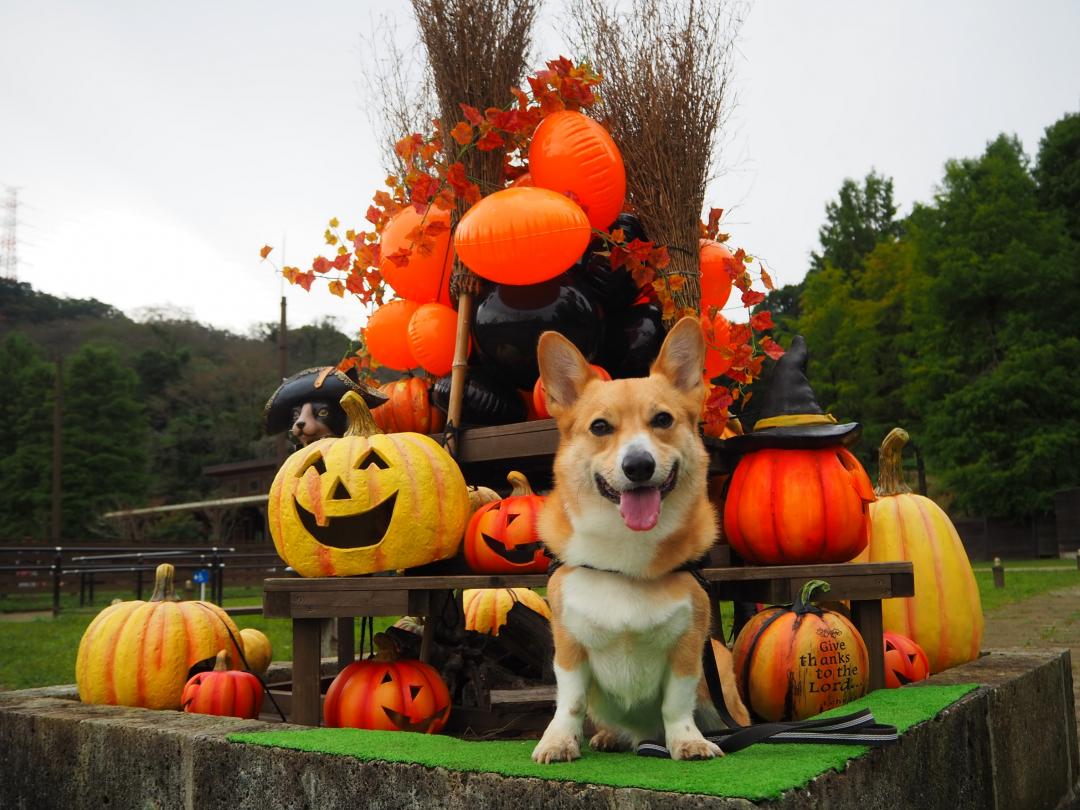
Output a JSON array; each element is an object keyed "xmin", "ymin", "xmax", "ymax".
[
  {"xmin": 410, "ymin": 0, "xmax": 537, "ymax": 452},
  {"xmin": 571, "ymin": 0, "xmax": 742, "ymax": 326}
]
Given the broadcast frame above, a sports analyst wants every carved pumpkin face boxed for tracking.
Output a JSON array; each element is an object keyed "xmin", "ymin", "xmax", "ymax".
[
  {"xmin": 269, "ymin": 392, "xmax": 469, "ymax": 577},
  {"xmin": 883, "ymin": 631, "xmax": 931, "ymax": 688},
  {"xmin": 323, "ymin": 659, "xmax": 451, "ymax": 733},
  {"xmin": 464, "ymin": 472, "xmax": 548, "ymax": 574}
]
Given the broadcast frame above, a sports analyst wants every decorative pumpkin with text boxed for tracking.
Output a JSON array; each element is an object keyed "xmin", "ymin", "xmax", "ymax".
[
  {"xmin": 75, "ymin": 563, "xmax": 244, "ymax": 710},
  {"xmin": 882, "ymin": 631, "xmax": 931, "ymax": 689},
  {"xmin": 239, "ymin": 628, "xmax": 273, "ymax": 676},
  {"xmin": 853, "ymin": 427, "xmax": 983, "ymax": 673},
  {"xmin": 323, "ymin": 635, "xmax": 451, "ymax": 733},
  {"xmin": 724, "ymin": 447, "xmax": 875, "ymax": 564},
  {"xmin": 463, "ymin": 588, "xmax": 552, "ymax": 636},
  {"xmin": 181, "ymin": 650, "xmax": 264, "ymax": 719},
  {"xmin": 269, "ymin": 391, "xmax": 469, "ymax": 577},
  {"xmin": 370, "ymin": 377, "xmax": 446, "ymax": 436},
  {"xmin": 464, "ymin": 471, "xmax": 548, "ymax": 574},
  {"xmin": 732, "ymin": 580, "xmax": 868, "ymax": 721}
]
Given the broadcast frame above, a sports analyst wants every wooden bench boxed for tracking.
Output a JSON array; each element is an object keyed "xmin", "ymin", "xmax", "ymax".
[{"xmin": 263, "ymin": 561, "xmax": 914, "ymax": 726}]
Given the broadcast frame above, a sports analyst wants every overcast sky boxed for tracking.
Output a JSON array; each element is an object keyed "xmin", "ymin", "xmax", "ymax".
[{"xmin": 3, "ymin": 0, "xmax": 1078, "ymax": 337}]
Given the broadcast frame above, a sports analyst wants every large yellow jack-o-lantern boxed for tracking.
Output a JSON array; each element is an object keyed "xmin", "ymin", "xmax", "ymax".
[{"xmin": 269, "ymin": 391, "xmax": 469, "ymax": 577}]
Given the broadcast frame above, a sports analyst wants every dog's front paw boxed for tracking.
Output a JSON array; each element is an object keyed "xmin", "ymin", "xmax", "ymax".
[
  {"xmin": 669, "ymin": 737, "xmax": 722, "ymax": 760},
  {"xmin": 589, "ymin": 727, "xmax": 632, "ymax": 752},
  {"xmin": 532, "ymin": 734, "xmax": 581, "ymax": 764}
]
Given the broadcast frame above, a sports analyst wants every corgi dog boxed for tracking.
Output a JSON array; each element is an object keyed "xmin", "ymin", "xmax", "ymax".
[{"xmin": 532, "ymin": 317, "xmax": 749, "ymax": 764}]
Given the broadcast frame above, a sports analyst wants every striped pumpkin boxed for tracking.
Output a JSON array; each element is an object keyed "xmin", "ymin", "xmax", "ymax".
[
  {"xmin": 269, "ymin": 391, "xmax": 469, "ymax": 577},
  {"xmin": 324, "ymin": 635, "xmax": 451, "ymax": 733},
  {"xmin": 732, "ymin": 580, "xmax": 868, "ymax": 721},
  {"xmin": 463, "ymin": 588, "xmax": 551, "ymax": 636},
  {"xmin": 370, "ymin": 377, "xmax": 446, "ymax": 435},
  {"xmin": 853, "ymin": 428, "xmax": 983, "ymax": 673},
  {"xmin": 239, "ymin": 628, "xmax": 273, "ymax": 675},
  {"xmin": 181, "ymin": 650, "xmax": 264, "ymax": 718},
  {"xmin": 75, "ymin": 564, "xmax": 244, "ymax": 710}
]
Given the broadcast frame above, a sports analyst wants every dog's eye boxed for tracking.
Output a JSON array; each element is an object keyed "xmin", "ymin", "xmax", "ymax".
[
  {"xmin": 316, "ymin": 407, "xmax": 329, "ymax": 419},
  {"xmin": 651, "ymin": 412, "xmax": 674, "ymax": 429},
  {"xmin": 589, "ymin": 419, "xmax": 613, "ymax": 437}
]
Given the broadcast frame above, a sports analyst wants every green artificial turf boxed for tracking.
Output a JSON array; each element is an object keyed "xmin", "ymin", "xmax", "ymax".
[{"xmin": 229, "ymin": 683, "xmax": 978, "ymax": 802}]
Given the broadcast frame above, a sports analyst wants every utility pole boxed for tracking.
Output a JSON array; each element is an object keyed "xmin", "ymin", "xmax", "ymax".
[
  {"xmin": 1, "ymin": 186, "xmax": 18, "ymax": 281},
  {"xmin": 51, "ymin": 357, "xmax": 63, "ymax": 541},
  {"xmin": 275, "ymin": 294, "xmax": 288, "ymax": 465}
]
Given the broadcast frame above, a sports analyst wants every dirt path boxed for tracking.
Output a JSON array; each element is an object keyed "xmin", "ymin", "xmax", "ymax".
[{"xmin": 982, "ymin": 583, "xmax": 1080, "ymax": 719}]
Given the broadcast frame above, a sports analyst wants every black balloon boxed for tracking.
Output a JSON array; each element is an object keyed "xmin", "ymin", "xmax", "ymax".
[
  {"xmin": 599, "ymin": 302, "xmax": 667, "ymax": 379},
  {"xmin": 571, "ymin": 212, "xmax": 647, "ymax": 312},
  {"xmin": 432, "ymin": 367, "xmax": 527, "ymax": 426},
  {"xmin": 471, "ymin": 272, "xmax": 603, "ymax": 390}
]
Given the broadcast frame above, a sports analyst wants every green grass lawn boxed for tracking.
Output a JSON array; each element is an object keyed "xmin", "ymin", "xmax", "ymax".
[{"xmin": 3, "ymin": 559, "xmax": 1078, "ymax": 692}]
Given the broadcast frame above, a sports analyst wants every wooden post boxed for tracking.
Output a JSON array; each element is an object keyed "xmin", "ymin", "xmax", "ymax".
[
  {"xmin": 992, "ymin": 557, "xmax": 1005, "ymax": 589},
  {"xmin": 291, "ymin": 618, "xmax": 322, "ymax": 726},
  {"xmin": 850, "ymin": 599, "xmax": 886, "ymax": 692},
  {"xmin": 445, "ymin": 292, "xmax": 473, "ymax": 457}
]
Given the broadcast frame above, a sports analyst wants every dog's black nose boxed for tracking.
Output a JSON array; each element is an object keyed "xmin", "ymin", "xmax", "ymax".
[
  {"xmin": 294, "ymin": 420, "xmax": 305, "ymax": 430},
  {"xmin": 622, "ymin": 451, "xmax": 656, "ymax": 483}
]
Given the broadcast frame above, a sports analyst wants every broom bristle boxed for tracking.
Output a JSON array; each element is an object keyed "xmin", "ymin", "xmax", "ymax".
[{"xmin": 571, "ymin": 0, "xmax": 744, "ymax": 322}]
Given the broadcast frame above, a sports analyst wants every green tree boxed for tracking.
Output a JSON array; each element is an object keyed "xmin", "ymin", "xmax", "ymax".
[
  {"xmin": 810, "ymin": 171, "xmax": 901, "ymax": 276},
  {"xmin": 61, "ymin": 344, "xmax": 149, "ymax": 536},
  {"xmin": 0, "ymin": 333, "xmax": 56, "ymax": 538},
  {"xmin": 1034, "ymin": 110, "xmax": 1080, "ymax": 241}
]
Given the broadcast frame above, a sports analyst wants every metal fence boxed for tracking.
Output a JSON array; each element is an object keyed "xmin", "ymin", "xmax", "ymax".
[{"xmin": 0, "ymin": 545, "xmax": 288, "ymax": 615}]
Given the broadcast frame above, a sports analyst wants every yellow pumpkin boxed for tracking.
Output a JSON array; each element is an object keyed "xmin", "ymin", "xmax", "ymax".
[
  {"xmin": 239, "ymin": 628, "xmax": 273, "ymax": 675},
  {"xmin": 463, "ymin": 588, "xmax": 551, "ymax": 636},
  {"xmin": 269, "ymin": 391, "xmax": 469, "ymax": 577},
  {"xmin": 75, "ymin": 564, "xmax": 244, "ymax": 710},
  {"xmin": 853, "ymin": 428, "xmax": 983, "ymax": 673}
]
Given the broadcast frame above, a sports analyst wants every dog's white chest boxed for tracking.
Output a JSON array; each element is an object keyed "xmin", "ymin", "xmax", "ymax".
[{"xmin": 559, "ymin": 568, "xmax": 692, "ymax": 707}]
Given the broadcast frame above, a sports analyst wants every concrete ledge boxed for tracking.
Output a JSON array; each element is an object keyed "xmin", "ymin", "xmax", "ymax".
[{"xmin": 1, "ymin": 650, "xmax": 1077, "ymax": 809}]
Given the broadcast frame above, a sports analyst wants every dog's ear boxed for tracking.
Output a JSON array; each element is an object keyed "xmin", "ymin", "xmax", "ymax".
[
  {"xmin": 651, "ymin": 316, "xmax": 705, "ymax": 394},
  {"xmin": 537, "ymin": 331, "xmax": 596, "ymax": 416}
]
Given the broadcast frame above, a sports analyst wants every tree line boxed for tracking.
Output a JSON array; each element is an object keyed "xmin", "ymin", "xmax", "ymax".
[{"xmin": 756, "ymin": 110, "xmax": 1080, "ymax": 521}]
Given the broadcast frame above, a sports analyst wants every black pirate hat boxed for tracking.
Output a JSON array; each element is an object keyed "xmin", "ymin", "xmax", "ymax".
[
  {"xmin": 724, "ymin": 335, "xmax": 861, "ymax": 451},
  {"xmin": 262, "ymin": 366, "xmax": 388, "ymax": 436}
]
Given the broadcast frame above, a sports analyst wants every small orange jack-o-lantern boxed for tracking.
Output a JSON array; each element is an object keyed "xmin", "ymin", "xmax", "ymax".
[
  {"xmin": 181, "ymin": 650, "xmax": 264, "ymax": 719},
  {"xmin": 269, "ymin": 391, "xmax": 470, "ymax": 577},
  {"xmin": 464, "ymin": 471, "xmax": 548, "ymax": 574},
  {"xmin": 882, "ymin": 631, "xmax": 931, "ymax": 688},
  {"xmin": 323, "ymin": 634, "xmax": 451, "ymax": 733}
]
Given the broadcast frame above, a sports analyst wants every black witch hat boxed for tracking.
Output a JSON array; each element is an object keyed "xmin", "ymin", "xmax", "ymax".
[
  {"xmin": 724, "ymin": 336, "xmax": 861, "ymax": 451},
  {"xmin": 262, "ymin": 366, "xmax": 388, "ymax": 437}
]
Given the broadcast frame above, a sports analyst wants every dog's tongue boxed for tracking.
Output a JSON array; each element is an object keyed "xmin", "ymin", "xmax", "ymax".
[{"xmin": 619, "ymin": 487, "xmax": 661, "ymax": 532}]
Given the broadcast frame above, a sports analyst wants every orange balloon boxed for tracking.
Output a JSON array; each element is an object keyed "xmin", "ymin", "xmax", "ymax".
[
  {"xmin": 530, "ymin": 111, "xmax": 626, "ymax": 230},
  {"xmin": 454, "ymin": 187, "xmax": 592, "ymax": 285},
  {"xmin": 699, "ymin": 239, "xmax": 736, "ymax": 314},
  {"xmin": 510, "ymin": 172, "xmax": 534, "ymax": 188},
  {"xmin": 407, "ymin": 302, "xmax": 461, "ymax": 377},
  {"xmin": 365, "ymin": 300, "xmax": 420, "ymax": 371},
  {"xmin": 703, "ymin": 313, "xmax": 733, "ymax": 380},
  {"xmin": 379, "ymin": 207, "xmax": 454, "ymax": 305}
]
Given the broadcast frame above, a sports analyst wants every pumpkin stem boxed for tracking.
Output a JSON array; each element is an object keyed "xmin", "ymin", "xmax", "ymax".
[
  {"xmin": 507, "ymin": 471, "xmax": 534, "ymax": 497},
  {"xmin": 213, "ymin": 649, "xmax": 231, "ymax": 671},
  {"xmin": 876, "ymin": 427, "xmax": 913, "ymax": 497},
  {"xmin": 149, "ymin": 563, "xmax": 180, "ymax": 602},
  {"xmin": 793, "ymin": 579, "xmax": 830, "ymax": 614},
  {"xmin": 341, "ymin": 391, "xmax": 384, "ymax": 438}
]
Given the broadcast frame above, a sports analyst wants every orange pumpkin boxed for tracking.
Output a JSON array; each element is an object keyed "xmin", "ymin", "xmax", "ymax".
[
  {"xmin": 378, "ymin": 206, "xmax": 454, "ymax": 305},
  {"xmin": 463, "ymin": 588, "xmax": 551, "ymax": 636},
  {"xmin": 181, "ymin": 650, "xmax": 264, "ymax": 719},
  {"xmin": 239, "ymin": 628, "xmax": 273, "ymax": 676},
  {"xmin": 732, "ymin": 580, "xmax": 868, "ymax": 721},
  {"xmin": 407, "ymin": 302, "xmax": 461, "ymax": 377},
  {"xmin": 702, "ymin": 312, "xmax": 733, "ymax": 380},
  {"xmin": 453, "ymin": 187, "xmax": 592, "ymax": 285},
  {"xmin": 882, "ymin": 631, "xmax": 930, "ymax": 689},
  {"xmin": 370, "ymin": 377, "xmax": 446, "ymax": 435},
  {"xmin": 464, "ymin": 471, "xmax": 547, "ymax": 574},
  {"xmin": 365, "ymin": 300, "xmax": 420, "ymax": 371},
  {"xmin": 699, "ymin": 239, "xmax": 735, "ymax": 314},
  {"xmin": 323, "ymin": 635, "xmax": 451, "ymax": 733},
  {"xmin": 529, "ymin": 110, "xmax": 626, "ymax": 229},
  {"xmin": 532, "ymin": 363, "xmax": 611, "ymax": 419},
  {"xmin": 724, "ymin": 447, "xmax": 875, "ymax": 564}
]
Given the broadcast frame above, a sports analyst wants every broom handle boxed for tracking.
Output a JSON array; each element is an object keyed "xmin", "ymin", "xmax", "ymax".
[{"xmin": 445, "ymin": 291, "xmax": 473, "ymax": 457}]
